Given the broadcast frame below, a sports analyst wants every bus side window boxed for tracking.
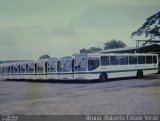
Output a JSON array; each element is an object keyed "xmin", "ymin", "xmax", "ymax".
[
  {"xmin": 11, "ymin": 66, "xmax": 13, "ymax": 74},
  {"xmin": 35, "ymin": 63, "xmax": 37, "ymax": 74},
  {"xmin": 138, "ymin": 56, "xmax": 145, "ymax": 64},
  {"xmin": 100, "ymin": 56, "xmax": 110, "ymax": 66},
  {"xmin": 72, "ymin": 59, "xmax": 74, "ymax": 72},
  {"xmin": 129, "ymin": 56, "xmax": 137, "ymax": 65},
  {"xmin": 146, "ymin": 56, "xmax": 152, "ymax": 64},
  {"xmin": 119, "ymin": 56, "xmax": 128, "ymax": 65},
  {"xmin": 18, "ymin": 65, "xmax": 20, "ymax": 73},
  {"xmin": 153, "ymin": 56, "xmax": 157, "ymax": 64},
  {"xmin": 110, "ymin": 56, "xmax": 119, "ymax": 65},
  {"xmin": 57, "ymin": 61, "xmax": 60, "ymax": 72},
  {"xmin": 45, "ymin": 62, "xmax": 48, "ymax": 74},
  {"xmin": 26, "ymin": 64, "xmax": 29, "ymax": 73}
]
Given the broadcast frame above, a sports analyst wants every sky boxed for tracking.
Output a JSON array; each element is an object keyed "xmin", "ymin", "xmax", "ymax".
[{"xmin": 0, "ymin": 0, "xmax": 160, "ymax": 60}]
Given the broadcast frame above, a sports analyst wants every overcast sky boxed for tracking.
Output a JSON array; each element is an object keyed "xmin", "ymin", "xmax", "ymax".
[{"xmin": 0, "ymin": 0, "xmax": 160, "ymax": 60}]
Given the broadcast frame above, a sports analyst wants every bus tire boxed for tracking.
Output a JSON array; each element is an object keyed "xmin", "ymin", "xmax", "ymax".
[
  {"xmin": 99, "ymin": 73, "xmax": 108, "ymax": 82},
  {"xmin": 137, "ymin": 70, "xmax": 143, "ymax": 79}
]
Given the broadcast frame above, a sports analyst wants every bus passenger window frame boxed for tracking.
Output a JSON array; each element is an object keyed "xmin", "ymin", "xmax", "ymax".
[
  {"xmin": 119, "ymin": 56, "xmax": 128, "ymax": 65},
  {"xmin": 138, "ymin": 56, "xmax": 145, "ymax": 64},
  {"xmin": 110, "ymin": 56, "xmax": 119, "ymax": 65},
  {"xmin": 100, "ymin": 56, "xmax": 110, "ymax": 66},
  {"xmin": 129, "ymin": 56, "xmax": 137, "ymax": 65},
  {"xmin": 146, "ymin": 56, "xmax": 152, "ymax": 64}
]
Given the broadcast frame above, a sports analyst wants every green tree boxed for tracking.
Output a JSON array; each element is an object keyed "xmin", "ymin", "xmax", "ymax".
[
  {"xmin": 104, "ymin": 39, "xmax": 126, "ymax": 50},
  {"xmin": 131, "ymin": 11, "xmax": 160, "ymax": 39},
  {"xmin": 39, "ymin": 54, "xmax": 51, "ymax": 59},
  {"xmin": 80, "ymin": 47, "xmax": 102, "ymax": 54}
]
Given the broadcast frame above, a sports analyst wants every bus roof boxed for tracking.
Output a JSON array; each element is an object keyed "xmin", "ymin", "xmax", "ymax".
[{"xmin": 78, "ymin": 53, "xmax": 158, "ymax": 57}]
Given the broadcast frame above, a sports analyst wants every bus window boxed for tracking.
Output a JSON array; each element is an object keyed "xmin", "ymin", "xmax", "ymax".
[
  {"xmin": 146, "ymin": 56, "xmax": 152, "ymax": 64},
  {"xmin": 34, "ymin": 63, "xmax": 37, "ymax": 74},
  {"xmin": 18, "ymin": 65, "xmax": 21, "ymax": 73},
  {"xmin": 57, "ymin": 61, "xmax": 60, "ymax": 72},
  {"xmin": 20, "ymin": 65, "xmax": 26, "ymax": 73},
  {"xmin": 100, "ymin": 56, "xmax": 110, "ymax": 66},
  {"xmin": 11, "ymin": 66, "xmax": 13, "ymax": 74},
  {"xmin": 28, "ymin": 63, "xmax": 34, "ymax": 73},
  {"xmin": 26, "ymin": 64, "xmax": 29, "ymax": 73},
  {"xmin": 153, "ymin": 56, "xmax": 157, "ymax": 64},
  {"xmin": 138, "ymin": 56, "xmax": 145, "ymax": 64},
  {"xmin": 60, "ymin": 59, "xmax": 72, "ymax": 72},
  {"xmin": 13, "ymin": 66, "xmax": 18, "ymax": 73},
  {"xmin": 37, "ymin": 65, "xmax": 44, "ymax": 73},
  {"xmin": 129, "ymin": 56, "xmax": 137, "ymax": 64},
  {"xmin": 48, "ymin": 62, "xmax": 57, "ymax": 72},
  {"xmin": 88, "ymin": 58, "xmax": 100, "ymax": 71},
  {"xmin": 75, "ymin": 58, "xmax": 87, "ymax": 71},
  {"xmin": 7, "ymin": 66, "xmax": 10, "ymax": 73},
  {"xmin": 45, "ymin": 62, "xmax": 48, "ymax": 74},
  {"xmin": 72, "ymin": 60, "xmax": 74, "ymax": 72},
  {"xmin": 110, "ymin": 56, "xmax": 119, "ymax": 65},
  {"xmin": 119, "ymin": 56, "xmax": 128, "ymax": 65}
]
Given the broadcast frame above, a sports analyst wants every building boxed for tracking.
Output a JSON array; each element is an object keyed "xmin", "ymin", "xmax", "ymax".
[{"xmin": 98, "ymin": 44, "xmax": 160, "ymax": 54}]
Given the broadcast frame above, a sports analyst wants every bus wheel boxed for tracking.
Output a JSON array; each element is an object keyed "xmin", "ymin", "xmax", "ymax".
[
  {"xmin": 137, "ymin": 70, "xmax": 143, "ymax": 79},
  {"xmin": 99, "ymin": 73, "xmax": 108, "ymax": 82}
]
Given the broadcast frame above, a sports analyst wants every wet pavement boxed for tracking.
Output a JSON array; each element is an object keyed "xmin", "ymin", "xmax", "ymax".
[{"xmin": 0, "ymin": 74, "xmax": 160, "ymax": 115}]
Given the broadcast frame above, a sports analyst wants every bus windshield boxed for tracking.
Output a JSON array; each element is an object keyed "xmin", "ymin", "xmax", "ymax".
[
  {"xmin": 28, "ymin": 63, "xmax": 35, "ymax": 73},
  {"xmin": 75, "ymin": 58, "xmax": 87, "ymax": 71},
  {"xmin": 48, "ymin": 61, "xmax": 57, "ymax": 72},
  {"xmin": 60, "ymin": 59, "xmax": 72, "ymax": 72},
  {"xmin": 88, "ymin": 58, "xmax": 100, "ymax": 71},
  {"xmin": 20, "ymin": 65, "xmax": 26, "ymax": 73},
  {"xmin": 37, "ymin": 63, "xmax": 44, "ymax": 73}
]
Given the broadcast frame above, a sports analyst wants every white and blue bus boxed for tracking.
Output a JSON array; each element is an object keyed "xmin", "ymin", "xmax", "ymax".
[{"xmin": 74, "ymin": 53, "xmax": 158, "ymax": 81}]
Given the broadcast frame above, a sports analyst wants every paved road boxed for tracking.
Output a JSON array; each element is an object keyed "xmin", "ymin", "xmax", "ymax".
[{"xmin": 0, "ymin": 74, "xmax": 160, "ymax": 115}]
